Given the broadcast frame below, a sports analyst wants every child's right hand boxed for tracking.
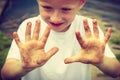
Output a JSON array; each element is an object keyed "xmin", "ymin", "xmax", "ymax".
[{"xmin": 13, "ymin": 20, "xmax": 58, "ymax": 70}]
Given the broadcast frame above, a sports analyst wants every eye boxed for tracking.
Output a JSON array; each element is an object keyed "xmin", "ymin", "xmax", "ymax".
[
  {"xmin": 42, "ymin": 6, "xmax": 52, "ymax": 10},
  {"xmin": 62, "ymin": 8, "xmax": 72, "ymax": 11}
]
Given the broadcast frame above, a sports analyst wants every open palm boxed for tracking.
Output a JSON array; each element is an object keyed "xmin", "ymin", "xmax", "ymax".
[
  {"xmin": 13, "ymin": 20, "xmax": 58, "ymax": 69},
  {"xmin": 65, "ymin": 19, "xmax": 112, "ymax": 64}
]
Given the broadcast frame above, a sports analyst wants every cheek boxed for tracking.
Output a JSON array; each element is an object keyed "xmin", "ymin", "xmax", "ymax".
[
  {"xmin": 65, "ymin": 13, "xmax": 76, "ymax": 23},
  {"xmin": 39, "ymin": 8, "xmax": 49, "ymax": 19}
]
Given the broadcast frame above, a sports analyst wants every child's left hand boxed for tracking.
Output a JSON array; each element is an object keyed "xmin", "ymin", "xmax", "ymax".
[{"xmin": 64, "ymin": 19, "xmax": 112, "ymax": 65}]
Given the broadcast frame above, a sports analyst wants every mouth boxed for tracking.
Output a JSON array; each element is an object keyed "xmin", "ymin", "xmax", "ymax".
[{"xmin": 50, "ymin": 22, "xmax": 63, "ymax": 27}]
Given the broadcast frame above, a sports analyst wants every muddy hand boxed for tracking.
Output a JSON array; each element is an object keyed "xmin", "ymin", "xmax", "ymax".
[
  {"xmin": 64, "ymin": 19, "xmax": 112, "ymax": 64},
  {"xmin": 13, "ymin": 20, "xmax": 58, "ymax": 69}
]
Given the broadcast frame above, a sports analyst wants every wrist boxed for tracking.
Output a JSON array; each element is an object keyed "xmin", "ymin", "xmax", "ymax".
[{"xmin": 93, "ymin": 56, "xmax": 104, "ymax": 67}]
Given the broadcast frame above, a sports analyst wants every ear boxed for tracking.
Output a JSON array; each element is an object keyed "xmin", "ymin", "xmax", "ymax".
[{"xmin": 78, "ymin": 0, "xmax": 86, "ymax": 10}]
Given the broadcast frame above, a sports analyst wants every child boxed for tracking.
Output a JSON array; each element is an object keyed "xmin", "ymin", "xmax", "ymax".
[{"xmin": 1, "ymin": 0, "xmax": 120, "ymax": 80}]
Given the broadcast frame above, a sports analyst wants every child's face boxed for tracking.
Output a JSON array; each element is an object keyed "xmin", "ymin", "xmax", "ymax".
[{"xmin": 37, "ymin": 0, "xmax": 85, "ymax": 32}]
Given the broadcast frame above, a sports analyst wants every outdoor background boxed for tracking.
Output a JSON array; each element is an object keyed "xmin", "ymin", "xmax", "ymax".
[{"xmin": 0, "ymin": 0, "xmax": 120, "ymax": 80}]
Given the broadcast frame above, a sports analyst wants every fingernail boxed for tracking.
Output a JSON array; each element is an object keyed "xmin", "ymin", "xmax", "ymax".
[
  {"xmin": 27, "ymin": 22, "xmax": 32, "ymax": 26},
  {"xmin": 36, "ymin": 20, "xmax": 40, "ymax": 24}
]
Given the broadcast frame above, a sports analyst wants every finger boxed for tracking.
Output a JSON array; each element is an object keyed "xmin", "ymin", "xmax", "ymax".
[
  {"xmin": 45, "ymin": 47, "xmax": 59, "ymax": 60},
  {"xmin": 104, "ymin": 28, "xmax": 112, "ymax": 44},
  {"xmin": 93, "ymin": 19, "xmax": 99, "ymax": 38},
  {"xmin": 83, "ymin": 19, "xmax": 91, "ymax": 38},
  {"xmin": 25, "ymin": 22, "xmax": 32, "ymax": 41},
  {"xmin": 75, "ymin": 31, "xmax": 86, "ymax": 48},
  {"xmin": 32, "ymin": 20, "xmax": 40, "ymax": 40},
  {"xmin": 37, "ymin": 47, "xmax": 58, "ymax": 64},
  {"xmin": 40, "ymin": 26, "xmax": 51, "ymax": 46},
  {"xmin": 13, "ymin": 32, "xmax": 22, "ymax": 48},
  {"xmin": 64, "ymin": 54, "xmax": 82, "ymax": 64}
]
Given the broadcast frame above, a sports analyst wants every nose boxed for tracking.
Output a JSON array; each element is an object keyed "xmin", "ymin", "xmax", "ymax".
[{"xmin": 50, "ymin": 10, "xmax": 62, "ymax": 23}]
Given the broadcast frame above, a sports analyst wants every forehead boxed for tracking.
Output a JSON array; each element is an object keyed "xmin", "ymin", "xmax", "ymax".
[
  {"xmin": 38, "ymin": 0, "xmax": 81, "ymax": 6},
  {"xmin": 39, "ymin": 0, "xmax": 80, "ymax": 3}
]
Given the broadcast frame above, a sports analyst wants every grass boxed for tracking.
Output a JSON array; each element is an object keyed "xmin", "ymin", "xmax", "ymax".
[
  {"xmin": 109, "ymin": 26, "xmax": 120, "ymax": 45},
  {"xmin": 109, "ymin": 26, "xmax": 120, "ymax": 58},
  {"xmin": 115, "ymin": 54, "xmax": 120, "ymax": 62},
  {"xmin": 110, "ymin": 39, "xmax": 120, "ymax": 45}
]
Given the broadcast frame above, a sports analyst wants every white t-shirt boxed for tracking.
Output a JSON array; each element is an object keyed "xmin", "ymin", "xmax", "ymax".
[{"xmin": 7, "ymin": 15, "xmax": 115, "ymax": 80}]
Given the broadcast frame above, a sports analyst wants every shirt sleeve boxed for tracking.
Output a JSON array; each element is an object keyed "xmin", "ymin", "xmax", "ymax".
[
  {"xmin": 7, "ymin": 19, "xmax": 27, "ymax": 60},
  {"xmin": 104, "ymin": 44, "xmax": 115, "ymax": 57},
  {"xmin": 7, "ymin": 40, "xmax": 21, "ymax": 60}
]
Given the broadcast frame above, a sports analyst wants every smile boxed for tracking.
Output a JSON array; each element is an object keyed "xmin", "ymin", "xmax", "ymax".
[{"xmin": 50, "ymin": 22, "xmax": 63, "ymax": 27}]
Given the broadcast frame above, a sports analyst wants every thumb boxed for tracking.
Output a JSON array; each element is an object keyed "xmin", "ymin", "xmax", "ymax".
[
  {"xmin": 46, "ymin": 47, "xmax": 59, "ymax": 60},
  {"xmin": 64, "ymin": 54, "xmax": 82, "ymax": 64}
]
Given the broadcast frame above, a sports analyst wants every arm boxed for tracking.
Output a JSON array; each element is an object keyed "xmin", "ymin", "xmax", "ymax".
[
  {"xmin": 1, "ymin": 59, "xmax": 29, "ymax": 80},
  {"xmin": 96, "ymin": 56, "xmax": 120, "ymax": 77},
  {"xmin": 1, "ymin": 20, "xmax": 58, "ymax": 80},
  {"xmin": 64, "ymin": 19, "xmax": 120, "ymax": 78}
]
